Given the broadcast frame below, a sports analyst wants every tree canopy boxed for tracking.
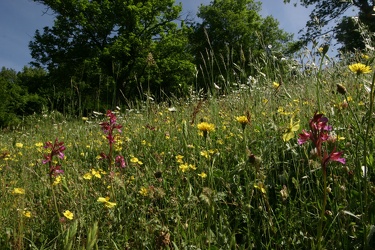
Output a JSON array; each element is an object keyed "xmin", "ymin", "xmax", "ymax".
[
  {"xmin": 284, "ymin": 0, "xmax": 375, "ymax": 52},
  {"xmin": 29, "ymin": 0, "xmax": 195, "ymax": 109},
  {"xmin": 190, "ymin": 0, "xmax": 292, "ymax": 90}
]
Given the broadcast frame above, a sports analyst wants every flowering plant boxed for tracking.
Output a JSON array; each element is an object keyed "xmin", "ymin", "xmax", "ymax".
[
  {"xmin": 99, "ymin": 110, "xmax": 126, "ymax": 171},
  {"xmin": 42, "ymin": 138, "xmax": 66, "ymax": 179}
]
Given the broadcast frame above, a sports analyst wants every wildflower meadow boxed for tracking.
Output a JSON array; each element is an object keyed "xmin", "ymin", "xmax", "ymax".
[{"xmin": 1, "ymin": 49, "xmax": 375, "ymax": 250}]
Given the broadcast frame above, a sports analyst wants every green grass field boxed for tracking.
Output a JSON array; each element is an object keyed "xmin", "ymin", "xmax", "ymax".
[{"xmin": 1, "ymin": 51, "xmax": 375, "ymax": 249}]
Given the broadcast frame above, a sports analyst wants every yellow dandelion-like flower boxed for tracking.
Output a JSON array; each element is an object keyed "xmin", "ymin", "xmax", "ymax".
[
  {"xmin": 236, "ymin": 116, "xmax": 248, "ymax": 125},
  {"xmin": 198, "ymin": 172, "xmax": 207, "ymax": 178},
  {"xmin": 139, "ymin": 187, "xmax": 148, "ymax": 196},
  {"xmin": 63, "ymin": 210, "xmax": 74, "ymax": 220},
  {"xmin": 189, "ymin": 164, "xmax": 196, "ymax": 170},
  {"xmin": 12, "ymin": 188, "xmax": 25, "ymax": 195},
  {"xmin": 35, "ymin": 142, "xmax": 43, "ymax": 147},
  {"xmin": 15, "ymin": 143, "xmax": 23, "ymax": 148},
  {"xmin": 349, "ymin": 63, "xmax": 372, "ymax": 74},
  {"xmin": 197, "ymin": 122, "xmax": 215, "ymax": 133}
]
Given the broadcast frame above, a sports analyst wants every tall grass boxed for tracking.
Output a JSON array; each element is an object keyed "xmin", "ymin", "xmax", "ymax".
[{"xmin": 1, "ymin": 46, "xmax": 375, "ymax": 249}]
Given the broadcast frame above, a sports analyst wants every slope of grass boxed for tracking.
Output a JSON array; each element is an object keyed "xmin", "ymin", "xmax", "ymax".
[{"xmin": 1, "ymin": 51, "xmax": 375, "ymax": 249}]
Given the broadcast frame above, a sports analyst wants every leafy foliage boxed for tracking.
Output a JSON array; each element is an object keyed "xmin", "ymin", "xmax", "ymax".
[
  {"xmin": 190, "ymin": 0, "xmax": 292, "ymax": 91},
  {"xmin": 29, "ymin": 0, "xmax": 194, "ymax": 107},
  {"xmin": 0, "ymin": 67, "xmax": 45, "ymax": 127},
  {"xmin": 284, "ymin": 0, "xmax": 375, "ymax": 52}
]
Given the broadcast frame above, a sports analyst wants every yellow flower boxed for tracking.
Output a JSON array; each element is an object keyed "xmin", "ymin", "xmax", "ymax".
[
  {"xmin": 362, "ymin": 54, "xmax": 370, "ymax": 60},
  {"xmin": 83, "ymin": 172, "xmax": 93, "ymax": 180},
  {"xmin": 254, "ymin": 182, "xmax": 266, "ymax": 194},
  {"xmin": 82, "ymin": 117, "xmax": 89, "ymax": 121},
  {"xmin": 139, "ymin": 187, "xmax": 148, "ymax": 196},
  {"xmin": 104, "ymin": 201, "xmax": 117, "ymax": 208},
  {"xmin": 282, "ymin": 117, "xmax": 300, "ymax": 142},
  {"xmin": 198, "ymin": 172, "xmax": 207, "ymax": 178},
  {"xmin": 175, "ymin": 155, "xmax": 184, "ymax": 163},
  {"xmin": 272, "ymin": 82, "xmax": 280, "ymax": 89},
  {"xmin": 197, "ymin": 122, "xmax": 215, "ymax": 133},
  {"xmin": 52, "ymin": 176, "xmax": 62, "ymax": 185},
  {"xmin": 130, "ymin": 157, "xmax": 143, "ymax": 165},
  {"xmin": 97, "ymin": 197, "xmax": 117, "ymax": 208},
  {"xmin": 12, "ymin": 188, "xmax": 25, "ymax": 195},
  {"xmin": 23, "ymin": 210, "xmax": 31, "ymax": 218},
  {"xmin": 15, "ymin": 143, "xmax": 23, "ymax": 148},
  {"xmin": 35, "ymin": 142, "xmax": 43, "ymax": 147},
  {"xmin": 236, "ymin": 116, "xmax": 248, "ymax": 125},
  {"xmin": 91, "ymin": 169, "xmax": 101, "ymax": 178},
  {"xmin": 63, "ymin": 210, "xmax": 74, "ymax": 220},
  {"xmin": 200, "ymin": 150, "xmax": 209, "ymax": 159},
  {"xmin": 179, "ymin": 163, "xmax": 189, "ymax": 172},
  {"xmin": 97, "ymin": 197, "xmax": 108, "ymax": 203},
  {"xmin": 349, "ymin": 63, "xmax": 372, "ymax": 74}
]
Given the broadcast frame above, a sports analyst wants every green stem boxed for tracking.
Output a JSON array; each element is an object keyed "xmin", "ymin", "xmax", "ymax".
[
  {"xmin": 317, "ymin": 167, "xmax": 327, "ymax": 250},
  {"xmin": 362, "ymin": 70, "xmax": 375, "ymax": 248}
]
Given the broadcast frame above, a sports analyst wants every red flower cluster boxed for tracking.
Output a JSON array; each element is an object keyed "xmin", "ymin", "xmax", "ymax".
[
  {"xmin": 100, "ymin": 110, "xmax": 123, "ymax": 146},
  {"xmin": 298, "ymin": 112, "xmax": 345, "ymax": 168},
  {"xmin": 99, "ymin": 110, "xmax": 126, "ymax": 170},
  {"xmin": 42, "ymin": 138, "xmax": 66, "ymax": 177}
]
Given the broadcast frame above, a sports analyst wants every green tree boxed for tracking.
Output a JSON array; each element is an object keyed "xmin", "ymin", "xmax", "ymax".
[
  {"xmin": 284, "ymin": 0, "xmax": 375, "ymax": 52},
  {"xmin": 0, "ymin": 67, "xmax": 45, "ymax": 127},
  {"xmin": 190, "ymin": 0, "xmax": 292, "ymax": 91},
  {"xmin": 29, "ymin": 0, "xmax": 194, "ymax": 111}
]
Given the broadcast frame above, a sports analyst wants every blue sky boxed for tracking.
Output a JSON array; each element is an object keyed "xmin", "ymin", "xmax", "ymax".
[{"xmin": 0, "ymin": 0, "xmax": 311, "ymax": 72}]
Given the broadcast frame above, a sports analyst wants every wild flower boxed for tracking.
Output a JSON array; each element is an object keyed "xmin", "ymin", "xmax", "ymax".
[
  {"xmin": 273, "ymin": 82, "xmax": 280, "ymax": 89},
  {"xmin": 83, "ymin": 172, "xmax": 93, "ymax": 180},
  {"xmin": 283, "ymin": 117, "xmax": 300, "ymax": 142},
  {"xmin": 298, "ymin": 112, "xmax": 345, "ymax": 244},
  {"xmin": 41, "ymin": 138, "xmax": 66, "ymax": 183},
  {"xmin": 63, "ymin": 210, "xmax": 74, "ymax": 220},
  {"xmin": 236, "ymin": 116, "xmax": 249, "ymax": 131},
  {"xmin": 97, "ymin": 197, "xmax": 117, "ymax": 208},
  {"xmin": 99, "ymin": 110, "xmax": 125, "ymax": 171},
  {"xmin": 197, "ymin": 122, "xmax": 215, "ymax": 139},
  {"xmin": 139, "ymin": 187, "xmax": 148, "ymax": 196},
  {"xmin": 130, "ymin": 156, "xmax": 143, "ymax": 165},
  {"xmin": 175, "ymin": 155, "xmax": 184, "ymax": 163},
  {"xmin": 52, "ymin": 175, "xmax": 62, "ymax": 185},
  {"xmin": 198, "ymin": 172, "xmax": 207, "ymax": 178},
  {"xmin": 179, "ymin": 163, "xmax": 189, "ymax": 172},
  {"xmin": 12, "ymin": 188, "xmax": 25, "ymax": 195},
  {"xmin": 115, "ymin": 155, "xmax": 126, "ymax": 168},
  {"xmin": 22, "ymin": 210, "xmax": 31, "ymax": 218},
  {"xmin": 15, "ymin": 143, "xmax": 23, "ymax": 148},
  {"xmin": 348, "ymin": 63, "xmax": 372, "ymax": 75}
]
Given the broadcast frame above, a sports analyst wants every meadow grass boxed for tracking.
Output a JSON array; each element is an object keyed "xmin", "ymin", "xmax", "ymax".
[{"xmin": 1, "ymin": 51, "xmax": 375, "ymax": 249}]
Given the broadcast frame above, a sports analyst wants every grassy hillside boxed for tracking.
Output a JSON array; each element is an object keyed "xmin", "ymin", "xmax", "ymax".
[{"xmin": 1, "ymin": 49, "xmax": 375, "ymax": 249}]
